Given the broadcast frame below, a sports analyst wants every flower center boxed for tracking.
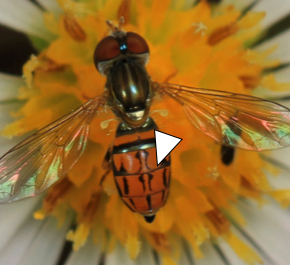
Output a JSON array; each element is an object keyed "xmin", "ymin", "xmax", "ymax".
[{"xmin": 2, "ymin": 0, "xmax": 290, "ymax": 264}]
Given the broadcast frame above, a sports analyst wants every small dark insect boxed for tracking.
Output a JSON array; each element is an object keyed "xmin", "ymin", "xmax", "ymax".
[{"xmin": 221, "ymin": 145, "xmax": 235, "ymax": 166}]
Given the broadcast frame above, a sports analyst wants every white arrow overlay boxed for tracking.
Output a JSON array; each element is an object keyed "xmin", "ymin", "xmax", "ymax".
[{"xmin": 155, "ymin": 130, "xmax": 182, "ymax": 166}]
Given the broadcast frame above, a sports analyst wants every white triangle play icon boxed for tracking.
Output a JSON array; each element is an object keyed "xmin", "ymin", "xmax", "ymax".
[{"xmin": 155, "ymin": 130, "xmax": 182, "ymax": 166}]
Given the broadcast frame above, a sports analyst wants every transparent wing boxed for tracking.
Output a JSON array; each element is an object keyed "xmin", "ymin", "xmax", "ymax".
[
  {"xmin": 0, "ymin": 95, "xmax": 107, "ymax": 203},
  {"xmin": 154, "ymin": 82, "xmax": 290, "ymax": 151}
]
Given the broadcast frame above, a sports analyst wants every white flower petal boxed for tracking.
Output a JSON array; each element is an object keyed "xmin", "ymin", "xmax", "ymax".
[
  {"xmin": 217, "ymin": 238, "xmax": 252, "ymax": 265},
  {"xmin": 20, "ymin": 214, "xmax": 72, "ymax": 265},
  {"xmin": 236, "ymin": 201, "xmax": 290, "ymax": 265},
  {"xmin": 0, "ymin": 211, "xmax": 72, "ymax": 265},
  {"xmin": 262, "ymin": 148, "xmax": 290, "ymax": 190},
  {"xmin": 104, "ymin": 242, "xmax": 135, "ymax": 265},
  {"xmin": 0, "ymin": 102, "xmax": 22, "ymax": 130},
  {"xmin": 37, "ymin": 0, "xmax": 62, "ymax": 13},
  {"xmin": 195, "ymin": 243, "xmax": 231, "ymax": 265},
  {"xmin": 266, "ymin": 165, "xmax": 290, "ymax": 190},
  {"xmin": 177, "ymin": 239, "xmax": 194, "ymax": 265},
  {"xmin": 0, "ymin": 73, "xmax": 24, "ymax": 101},
  {"xmin": 0, "ymin": 74, "xmax": 25, "ymax": 152},
  {"xmin": 220, "ymin": 0, "xmax": 256, "ymax": 11},
  {"xmin": 135, "ymin": 242, "xmax": 156, "ymax": 265},
  {"xmin": 183, "ymin": 0, "xmax": 198, "ymax": 9},
  {"xmin": 267, "ymin": 146, "xmax": 290, "ymax": 171},
  {"xmin": 0, "ymin": 196, "xmax": 42, "ymax": 252},
  {"xmin": 0, "ymin": 208, "xmax": 45, "ymax": 265},
  {"xmin": 254, "ymin": 29, "xmax": 290, "ymax": 63},
  {"xmin": 64, "ymin": 236, "xmax": 102, "ymax": 265},
  {"xmin": 273, "ymin": 66, "xmax": 290, "ymax": 83},
  {"xmin": 0, "ymin": 0, "xmax": 54, "ymax": 41},
  {"xmin": 0, "ymin": 73, "xmax": 26, "ymax": 153},
  {"xmin": 252, "ymin": 0, "xmax": 290, "ymax": 29},
  {"xmin": 0, "ymin": 102, "xmax": 25, "ymax": 153},
  {"xmin": 179, "ymin": 253, "xmax": 192, "ymax": 265},
  {"xmin": 0, "ymin": 201, "xmax": 71, "ymax": 265}
]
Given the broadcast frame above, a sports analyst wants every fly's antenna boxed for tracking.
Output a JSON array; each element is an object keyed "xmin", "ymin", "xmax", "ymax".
[
  {"xmin": 106, "ymin": 16, "xmax": 125, "ymax": 32},
  {"xmin": 118, "ymin": 16, "xmax": 125, "ymax": 30}
]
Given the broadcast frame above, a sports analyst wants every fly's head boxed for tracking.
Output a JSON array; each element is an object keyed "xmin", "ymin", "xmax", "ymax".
[{"xmin": 93, "ymin": 18, "xmax": 150, "ymax": 76}]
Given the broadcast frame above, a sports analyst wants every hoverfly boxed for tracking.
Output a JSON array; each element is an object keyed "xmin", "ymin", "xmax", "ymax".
[{"xmin": 1, "ymin": 17, "xmax": 290, "ymax": 223}]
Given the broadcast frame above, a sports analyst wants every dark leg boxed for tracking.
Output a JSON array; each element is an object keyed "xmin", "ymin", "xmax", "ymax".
[{"xmin": 100, "ymin": 146, "xmax": 113, "ymax": 185}]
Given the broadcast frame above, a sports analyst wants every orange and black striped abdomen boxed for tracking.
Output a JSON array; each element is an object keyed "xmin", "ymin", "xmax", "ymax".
[{"xmin": 112, "ymin": 119, "xmax": 170, "ymax": 222}]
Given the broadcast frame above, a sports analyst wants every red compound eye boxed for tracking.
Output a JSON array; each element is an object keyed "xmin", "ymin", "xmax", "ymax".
[
  {"xmin": 126, "ymin": 32, "xmax": 149, "ymax": 54},
  {"xmin": 94, "ymin": 36, "xmax": 120, "ymax": 64}
]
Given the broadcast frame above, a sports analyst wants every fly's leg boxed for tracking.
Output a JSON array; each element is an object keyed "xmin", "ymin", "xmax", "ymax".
[{"xmin": 100, "ymin": 146, "xmax": 113, "ymax": 186}]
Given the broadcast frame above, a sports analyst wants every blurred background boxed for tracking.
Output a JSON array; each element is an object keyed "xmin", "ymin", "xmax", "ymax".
[
  {"xmin": 0, "ymin": 0, "xmax": 223, "ymax": 76},
  {"xmin": 0, "ymin": 0, "xmax": 40, "ymax": 75},
  {"xmin": 0, "ymin": 25, "xmax": 36, "ymax": 75}
]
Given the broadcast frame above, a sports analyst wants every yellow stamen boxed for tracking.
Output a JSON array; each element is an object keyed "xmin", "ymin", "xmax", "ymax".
[
  {"xmin": 208, "ymin": 23, "xmax": 238, "ymax": 45},
  {"xmin": 239, "ymin": 75, "xmax": 261, "ymax": 89},
  {"xmin": 226, "ymin": 232, "xmax": 262, "ymax": 265},
  {"xmin": 125, "ymin": 233, "xmax": 141, "ymax": 259},
  {"xmin": 43, "ymin": 178, "xmax": 72, "ymax": 212},
  {"xmin": 205, "ymin": 206, "xmax": 230, "ymax": 234},
  {"xmin": 22, "ymin": 55, "xmax": 39, "ymax": 89},
  {"xmin": 118, "ymin": 0, "xmax": 131, "ymax": 25},
  {"xmin": 63, "ymin": 15, "xmax": 87, "ymax": 41},
  {"xmin": 67, "ymin": 223, "xmax": 90, "ymax": 251}
]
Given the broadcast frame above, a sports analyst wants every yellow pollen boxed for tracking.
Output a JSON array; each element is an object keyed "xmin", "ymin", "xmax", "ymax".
[
  {"xmin": 67, "ymin": 223, "xmax": 90, "ymax": 251},
  {"xmin": 22, "ymin": 55, "xmax": 39, "ymax": 89},
  {"xmin": 125, "ymin": 233, "xmax": 141, "ymax": 259},
  {"xmin": 192, "ymin": 22, "xmax": 208, "ymax": 36}
]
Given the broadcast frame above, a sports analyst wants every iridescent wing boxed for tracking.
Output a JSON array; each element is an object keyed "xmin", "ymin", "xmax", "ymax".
[
  {"xmin": 153, "ymin": 82, "xmax": 290, "ymax": 151},
  {"xmin": 0, "ymin": 95, "xmax": 107, "ymax": 203}
]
